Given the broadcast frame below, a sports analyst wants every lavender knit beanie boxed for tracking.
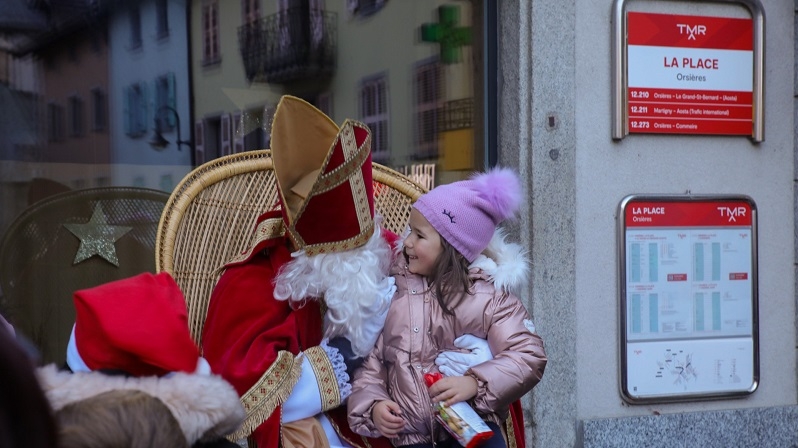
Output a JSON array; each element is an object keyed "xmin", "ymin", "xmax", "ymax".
[{"xmin": 413, "ymin": 168, "xmax": 522, "ymax": 262}]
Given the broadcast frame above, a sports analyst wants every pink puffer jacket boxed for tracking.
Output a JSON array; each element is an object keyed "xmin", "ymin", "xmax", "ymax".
[{"xmin": 347, "ymin": 243, "xmax": 547, "ymax": 446}]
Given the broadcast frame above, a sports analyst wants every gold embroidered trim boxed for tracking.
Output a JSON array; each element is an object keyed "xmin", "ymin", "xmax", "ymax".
[
  {"xmin": 505, "ymin": 415, "xmax": 518, "ymax": 448},
  {"xmin": 227, "ymin": 350, "xmax": 302, "ymax": 441},
  {"xmin": 289, "ymin": 221, "xmax": 374, "ymax": 257},
  {"xmin": 286, "ymin": 121, "xmax": 374, "ymax": 256},
  {"xmin": 311, "ymin": 123, "xmax": 371, "ymax": 196},
  {"xmin": 348, "ymin": 164, "xmax": 371, "ymax": 237},
  {"xmin": 220, "ymin": 217, "xmax": 285, "ymax": 271},
  {"xmin": 304, "ymin": 346, "xmax": 342, "ymax": 412}
]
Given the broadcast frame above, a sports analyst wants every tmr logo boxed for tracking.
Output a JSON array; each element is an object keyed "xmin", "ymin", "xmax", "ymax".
[
  {"xmin": 677, "ymin": 23, "xmax": 707, "ymax": 40},
  {"xmin": 717, "ymin": 206, "xmax": 746, "ymax": 222}
]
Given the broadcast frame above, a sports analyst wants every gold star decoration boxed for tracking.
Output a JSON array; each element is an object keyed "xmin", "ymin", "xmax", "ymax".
[{"xmin": 63, "ymin": 203, "xmax": 133, "ymax": 267}]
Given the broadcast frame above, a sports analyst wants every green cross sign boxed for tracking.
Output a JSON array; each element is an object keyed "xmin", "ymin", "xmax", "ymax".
[{"xmin": 421, "ymin": 5, "xmax": 472, "ymax": 64}]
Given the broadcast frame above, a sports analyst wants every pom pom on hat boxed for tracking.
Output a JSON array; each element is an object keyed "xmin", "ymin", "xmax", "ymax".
[
  {"xmin": 66, "ymin": 272, "xmax": 201, "ymax": 377},
  {"xmin": 413, "ymin": 167, "xmax": 522, "ymax": 262}
]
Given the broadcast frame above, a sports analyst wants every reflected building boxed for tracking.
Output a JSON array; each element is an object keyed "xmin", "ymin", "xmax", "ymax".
[
  {"xmin": 191, "ymin": 0, "xmax": 482, "ymax": 186},
  {"xmin": 107, "ymin": 0, "xmax": 193, "ymax": 191},
  {"xmin": 0, "ymin": 0, "xmax": 109, "ymax": 232}
]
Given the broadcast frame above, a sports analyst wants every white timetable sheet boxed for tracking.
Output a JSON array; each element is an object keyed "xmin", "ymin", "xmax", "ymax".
[{"xmin": 619, "ymin": 196, "xmax": 758, "ymax": 402}]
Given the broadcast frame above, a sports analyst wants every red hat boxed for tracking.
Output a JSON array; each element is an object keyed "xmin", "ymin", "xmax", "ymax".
[
  {"xmin": 270, "ymin": 95, "xmax": 375, "ymax": 256},
  {"xmin": 67, "ymin": 272, "xmax": 200, "ymax": 377}
]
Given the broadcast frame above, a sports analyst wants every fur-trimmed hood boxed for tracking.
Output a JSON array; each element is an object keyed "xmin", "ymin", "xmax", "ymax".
[
  {"xmin": 396, "ymin": 226, "xmax": 530, "ymax": 294},
  {"xmin": 469, "ymin": 227, "xmax": 529, "ymax": 294},
  {"xmin": 36, "ymin": 364, "xmax": 245, "ymax": 445}
]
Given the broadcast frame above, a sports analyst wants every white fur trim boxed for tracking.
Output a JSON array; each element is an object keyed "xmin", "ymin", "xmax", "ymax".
[
  {"xmin": 471, "ymin": 227, "xmax": 529, "ymax": 293},
  {"xmin": 195, "ymin": 357, "xmax": 211, "ymax": 376},
  {"xmin": 66, "ymin": 325, "xmax": 91, "ymax": 373},
  {"xmin": 36, "ymin": 364, "xmax": 245, "ymax": 445}
]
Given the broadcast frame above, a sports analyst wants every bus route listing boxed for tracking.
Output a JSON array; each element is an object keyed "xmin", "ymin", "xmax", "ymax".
[{"xmin": 626, "ymin": 12, "xmax": 753, "ymax": 136}]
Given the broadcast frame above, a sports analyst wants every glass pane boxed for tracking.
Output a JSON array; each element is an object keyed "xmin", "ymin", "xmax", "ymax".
[{"xmin": 0, "ymin": 0, "xmax": 486, "ymax": 366}]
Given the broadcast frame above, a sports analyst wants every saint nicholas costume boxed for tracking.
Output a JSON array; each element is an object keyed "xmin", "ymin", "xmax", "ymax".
[{"xmin": 201, "ymin": 96, "xmax": 396, "ymax": 448}]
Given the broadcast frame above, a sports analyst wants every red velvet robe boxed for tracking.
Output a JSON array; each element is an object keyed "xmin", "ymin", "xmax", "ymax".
[{"xmin": 201, "ymin": 214, "xmax": 391, "ymax": 448}]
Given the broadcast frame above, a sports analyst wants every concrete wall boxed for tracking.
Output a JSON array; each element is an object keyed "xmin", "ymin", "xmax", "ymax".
[{"xmin": 498, "ymin": 0, "xmax": 797, "ymax": 446}]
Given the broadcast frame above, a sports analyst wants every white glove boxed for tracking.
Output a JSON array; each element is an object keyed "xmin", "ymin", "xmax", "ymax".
[
  {"xmin": 352, "ymin": 277, "xmax": 396, "ymax": 357},
  {"xmin": 435, "ymin": 334, "xmax": 493, "ymax": 377}
]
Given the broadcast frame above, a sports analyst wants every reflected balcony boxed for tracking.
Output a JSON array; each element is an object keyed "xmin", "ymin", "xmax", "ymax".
[
  {"xmin": 438, "ymin": 98, "xmax": 473, "ymax": 131},
  {"xmin": 238, "ymin": 8, "xmax": 337, "ymax": 84}
]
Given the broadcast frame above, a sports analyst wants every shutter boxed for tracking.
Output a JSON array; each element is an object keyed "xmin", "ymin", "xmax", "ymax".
[
  {"xmin": 194, "ymin": 119, "xmax": 205, "ymax": 166},
  {"xmin": 139, "ymin": 81, "xmax": 149, "ymax": 135},
  {"xmin": 123, "ymin": 86, "xmax": 130, "ymax": 135},
  {"xmin": 221, "ymin": 113, "xmax": 231, "ymax": 156},
  {"xmin": 167, "ymin": 72, "xmax": 176, "ymax": 127}
]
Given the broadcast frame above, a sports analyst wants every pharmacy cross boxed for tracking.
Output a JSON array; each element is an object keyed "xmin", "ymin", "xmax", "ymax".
[{"xmin": 420, "ymin": 5, "xmax": 472, "ymax": 64}]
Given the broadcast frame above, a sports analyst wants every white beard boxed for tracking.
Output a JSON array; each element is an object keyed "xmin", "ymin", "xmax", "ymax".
[{"xmin": 273, "ymin": 224, "xmax": 394, "ymax": 356}]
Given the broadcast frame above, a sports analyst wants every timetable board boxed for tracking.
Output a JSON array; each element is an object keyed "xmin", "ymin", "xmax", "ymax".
[{"xmin": 618, "ymin": 195, "xmax": 759, "ymax": 403}]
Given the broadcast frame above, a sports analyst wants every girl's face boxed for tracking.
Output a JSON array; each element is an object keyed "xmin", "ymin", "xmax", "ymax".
[{"xmin": 404, "ymin": 209, "xmax": 443, "ymax": 277}]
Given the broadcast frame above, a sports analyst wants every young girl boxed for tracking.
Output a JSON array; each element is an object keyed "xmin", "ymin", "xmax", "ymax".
[{"xmin": 348, "ymin": 168, "xmax": 547, "ymax": 448}]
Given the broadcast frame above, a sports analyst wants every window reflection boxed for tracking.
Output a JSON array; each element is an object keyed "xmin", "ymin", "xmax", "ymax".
[{"xmin": 0, "ymin": 0, "xmax": 486, "ymax": 362}]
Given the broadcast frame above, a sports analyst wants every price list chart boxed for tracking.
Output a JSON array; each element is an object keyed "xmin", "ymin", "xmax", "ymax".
[
  {"xmin": 625, "ymin": 12, "xmax": 754, "ymax": 136},
  {"xmin": 618, "ymin": 196, "xmax": 758, "ymax": 403}
]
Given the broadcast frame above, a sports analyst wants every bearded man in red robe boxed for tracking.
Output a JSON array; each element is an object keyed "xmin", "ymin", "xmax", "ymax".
[
  {"xmin": 202, "ymin": 96, "xmax": 495, "ymax": 448},
  {"xmin": 201, "ymin": 96, "xmax": 398, "ymax": 448}
]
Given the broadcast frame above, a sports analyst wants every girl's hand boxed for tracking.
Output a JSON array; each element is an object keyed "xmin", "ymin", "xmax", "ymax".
[
  {"xmin": 372, "ymin": 400, "xmax": 405, "ymax": 438},
  {"xmin": 428, "ymin": 375, "xmax": 478, "ymax": 407}
]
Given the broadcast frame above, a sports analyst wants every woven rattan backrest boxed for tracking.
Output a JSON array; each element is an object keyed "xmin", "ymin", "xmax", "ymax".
[{"xmin": 155, "ymin": 149, "xmax": 426, "ymax": 346}]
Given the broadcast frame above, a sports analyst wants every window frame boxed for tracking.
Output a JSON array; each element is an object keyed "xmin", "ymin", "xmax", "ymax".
[
  {"xmin": 129, "ymin": 5, "xmax": 142, "ymax": 50},
  {"xmin": 156, "ymin": 0, "xmax": 170, "ymax": 39},
  {"xmin": 358, "ymin": 73, "xmax": 389, "ymax": 161},
  {"xmin": 202, "ymin": 1, "xmax": 221, "ymax": 66},
  {"xmin": 47, "ymin": 102, "xmax": 64, "ymax": 142},
  {"xmin": 67, "ymin": 94, "xmax": 84, "ymax": 137},
  {"xmin": 91, "ymin": 87, "xmax": 107, "ymax": 132},
  {"xmin": 413, "ymin": 57, "xmax": 443, "ymax": 160},
  {"xmin": 124, "ymin": 82, "xmax": 148, "ymax": 138}
]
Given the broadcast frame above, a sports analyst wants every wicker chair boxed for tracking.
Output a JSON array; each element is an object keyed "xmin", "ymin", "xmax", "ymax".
[{"xmin": 155, "ymin": 150, "xmax": 426, "ymax": 347}]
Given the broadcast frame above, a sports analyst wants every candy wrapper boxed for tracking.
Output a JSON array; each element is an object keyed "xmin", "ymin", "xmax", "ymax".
[{"xmin": 423, "ymin": 372, "xmax": 494, "ymax": 448}]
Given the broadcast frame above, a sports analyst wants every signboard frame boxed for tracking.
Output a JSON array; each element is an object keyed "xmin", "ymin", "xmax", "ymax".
[
  {"xmin": 611, "ymin": 0, "xmax": 765, "ymax": 142},
  {"xmin": 618, "ymin": 194, "xmax": 759, "ymax": 403}
]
